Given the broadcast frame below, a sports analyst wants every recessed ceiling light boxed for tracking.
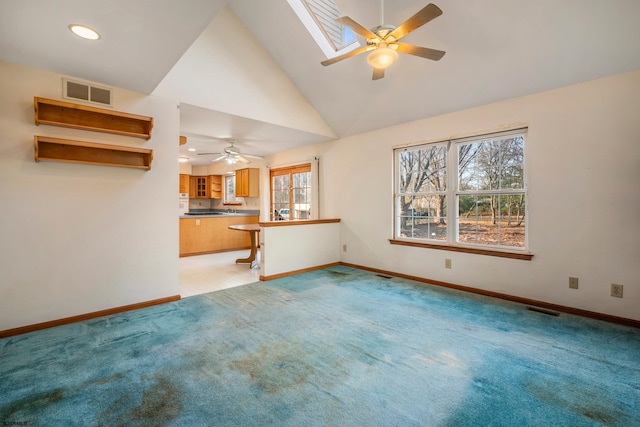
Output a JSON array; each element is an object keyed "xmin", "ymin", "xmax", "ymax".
[
  {"xmin": 188, "ymin": 148, "xmax": 196, "ymax": 152},
  {"xmin": 178, "ymin": 156, "xmax": 190, "ymax": 163},
  {"xmin": 68, "ymin": 24, "xmax": 101, "ymax": 40}
]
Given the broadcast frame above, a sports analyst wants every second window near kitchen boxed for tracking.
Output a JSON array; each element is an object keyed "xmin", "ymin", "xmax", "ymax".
[{"xmin": 270, "ymin": 163, "xmax": 312, "ymax": 221}]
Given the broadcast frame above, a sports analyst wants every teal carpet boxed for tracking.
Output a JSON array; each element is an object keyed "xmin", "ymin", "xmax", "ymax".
[{"xmin": 1, "ymin": 266, "xmax": 639, "ymax": 426}]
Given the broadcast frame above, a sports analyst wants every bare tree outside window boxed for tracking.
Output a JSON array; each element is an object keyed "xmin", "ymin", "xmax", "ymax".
[
  {"xmin": 395, "ymin": 130, "xmax": 527, "ymax": 249},
  {"xmin": 458, "ymin": 136, "xmax": 525, "ymax": 247},
  {"xmin": 397, "ymin": 144, "xmax": 447, "ymax": 240}
]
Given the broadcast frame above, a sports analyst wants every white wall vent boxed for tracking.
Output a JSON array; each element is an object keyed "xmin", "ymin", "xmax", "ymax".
[{"xmin": 62, "ymin": 78, "xmax": 113, "ymax": 107}]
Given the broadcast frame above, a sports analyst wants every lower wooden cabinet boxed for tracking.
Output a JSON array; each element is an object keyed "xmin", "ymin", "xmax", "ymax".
[{"xmin": 179, "ymin": 215, "xmax": 259, "ymax": 256}]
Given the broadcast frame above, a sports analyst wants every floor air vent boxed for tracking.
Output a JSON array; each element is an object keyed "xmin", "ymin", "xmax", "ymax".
[
  {"xmin": 376, "ymin": 274, "xmax": 393, "ymax": 279},
  {"xmin": 63, "ymin": 78, "xmax": 113, "ymax": 107},
  {"xmin": 526, "ymin": 306, "xmax": 560, "ymax": 317}
]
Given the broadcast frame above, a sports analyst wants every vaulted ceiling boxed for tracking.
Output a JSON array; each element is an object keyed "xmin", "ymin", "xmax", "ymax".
[{"xmin": 2, "ymin": 0, "xmax": 640, "ymax": 164}]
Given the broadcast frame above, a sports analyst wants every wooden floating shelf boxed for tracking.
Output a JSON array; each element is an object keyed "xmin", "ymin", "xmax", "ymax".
[
  {"xmin": 34, "ymin": 136, "xmax": 153, "ymax": 170},
  {"xmin": 34, "ymin": 97, "xmax": 153, "ymax": 140}
]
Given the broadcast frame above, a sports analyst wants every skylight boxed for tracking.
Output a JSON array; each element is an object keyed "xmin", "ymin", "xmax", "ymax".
[{"xmin": 288, "ymin": 0, "xmax": 359, "ymax": 59}]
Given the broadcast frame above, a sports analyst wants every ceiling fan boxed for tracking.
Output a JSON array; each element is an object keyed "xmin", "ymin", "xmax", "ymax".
[
  {"xmin": 321, "ymin": 2, "xmax": 446, "ymax": 80},
  {"xmin": 197, "ymin": 139, "xmax": 264, "ymax": 164}
]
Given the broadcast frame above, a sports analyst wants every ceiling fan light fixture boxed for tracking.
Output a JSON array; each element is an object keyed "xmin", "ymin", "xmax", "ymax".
[{"xmin": 366, "ymin": 44, "xmax": 398, "ymax": 69}]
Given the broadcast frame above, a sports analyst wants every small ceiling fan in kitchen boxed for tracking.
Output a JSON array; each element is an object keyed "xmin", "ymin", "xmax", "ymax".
[
  {"xmin": 197, "ymin": 139, "xmax": 264, "ymax": 164},
  {"xmin": 321, "ymin": 1, "xmax": 446, "ymax": 80}
]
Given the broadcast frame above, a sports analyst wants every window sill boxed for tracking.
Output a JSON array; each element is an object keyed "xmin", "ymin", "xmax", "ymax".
[{"xmin": 388, "ymin": 239, "xmax": 533, "ymax": 260}]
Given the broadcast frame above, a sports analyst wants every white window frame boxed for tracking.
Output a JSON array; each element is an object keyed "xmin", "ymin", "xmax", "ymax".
[{"xmin": 393, "ymin": 128, "xmax": 529, "ymax": 255}]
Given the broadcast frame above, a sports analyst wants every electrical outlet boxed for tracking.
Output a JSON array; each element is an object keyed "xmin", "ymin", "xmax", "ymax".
[
  {"xmin": 342, "ymin": 244, "xmax": 347, "ymax": 252},
  {"xmin": 611, "ymin": 284, "xmax": 623, "ymax": 298},
  {"xmin": 445, "ymin": 259, "xmax": 452, "ymax": 269},
  {"xmin": 196, "ymin": 219, "xmax": 200, "ymax": 226},
  {"xmin": 569, "ymin": 277, "xmax": 579, "ymax": 289}
]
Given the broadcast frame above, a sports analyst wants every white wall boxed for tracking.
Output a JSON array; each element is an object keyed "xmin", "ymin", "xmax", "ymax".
[
  {"xmin": 0, "ymin": 62, "xmax": 180, "ymax": 331},
  {"xmin": 268, "ymin": 71, "xmax": 640, "ymax": 321},
  {"xmin": 152, "ymin": 7, "xmax": 335, "ymax": 139},
  {"xmin": 261, "ymin": 223, "xmax": 341, "ymax": 277}
]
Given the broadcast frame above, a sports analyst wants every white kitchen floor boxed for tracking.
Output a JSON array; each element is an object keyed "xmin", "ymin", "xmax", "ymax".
[{"xmin": 179, "ymin": 250, "xmax": 261, "ymax": 298}]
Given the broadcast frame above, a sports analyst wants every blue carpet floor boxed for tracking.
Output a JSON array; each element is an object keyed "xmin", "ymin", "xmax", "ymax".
[{"xmin": 1, "ymin": 266, "xmax": 639, "ymax": 426}]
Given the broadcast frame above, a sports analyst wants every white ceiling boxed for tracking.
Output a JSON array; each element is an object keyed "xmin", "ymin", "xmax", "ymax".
[{"xmin": 2, "ymin": 0, "xmax": 640, "ymax": 164}]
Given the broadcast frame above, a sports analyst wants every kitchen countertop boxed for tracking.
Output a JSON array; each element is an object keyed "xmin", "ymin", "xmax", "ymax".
[{"xmin": 180, "ymin": 210, "xmax": 259, "ymax": 219}]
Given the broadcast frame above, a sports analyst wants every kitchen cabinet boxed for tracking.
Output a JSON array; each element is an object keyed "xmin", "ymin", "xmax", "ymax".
[
  {"xmin": 179, "ymin": 215, "xmax": 259, "ymax": 256},
  {"xmin": 209, "ymin": 175, "xmax": 222, "ymax": 199},
  {"xmin": 189, "ymin": 176, "xmax": 209, "ymax": 199},
  {"xmin": 235, "ymin": 168, "xmax": 259, "ymax": 198},
  {"xmin": 179, "ymin": 174, "xmax": 189, "ymax": 194}
]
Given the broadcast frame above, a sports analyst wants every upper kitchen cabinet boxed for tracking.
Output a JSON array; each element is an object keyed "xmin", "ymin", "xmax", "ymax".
[
  {"xmin": 34, "ymin": 97, "xmax": 153, "ymax": 140},
  {"xmin": 179, "ymin": 174, "xmax": 189, "ymax": 194},
  {"xmin": 189, "ymin": 176, "xmax": 209, "ymax": 199},
  {"xmin": 236, "ymin": 168, "xmax": 259, "ymax": 198},
  {"xmin": 209, "ymin": 175, "xmax": 222, "ymax": 199}
]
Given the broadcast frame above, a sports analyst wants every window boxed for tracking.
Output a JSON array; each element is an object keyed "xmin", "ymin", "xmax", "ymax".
[
  {"xmin": 270, "ymin": 164, "xmax": 312, "ymax": 221},
  {"xmin": 394, "ymin": 129, "xmax": 527, "ymax": 252},
  {"xmin": 224, "ymin": 175, "xmax": 237, "ymax": 203},
  {"xmin": 288, "ymin": 0, "xmax": 358, "ymax": 59}
]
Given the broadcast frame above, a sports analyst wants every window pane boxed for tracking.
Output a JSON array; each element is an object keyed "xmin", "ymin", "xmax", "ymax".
[
  {"xmin": 500, "ymin": 136, "xmax": 524, "ymax": 189},
  {"xmin": 458, "ymin": 194, "xmax": 500, "ymax": 245},
  {"xmin": 272, "ymin": 175, "xmax": 290, "ymax": 220},
  {"xmin": 302, "ymin": 0, "xmax": 356, "ymax": 51},
  {"xmin": 458, "ymin": 194, "xmax": 525, "ymax": 247},
  {"xmin": 460, "ymin": 136, "xmax": 525, "ymax": 192},
  {"xmin": 477, "ymin": 141, "xmax": 501, "ymax": 191},
  {"xmin": 398, "ymin": 145, "xmax": 447, "ymax": 194},
  {"xmin": 293, "ymin": 171, "xmax": 311, "ymax": 219},
  {"xmin": 397, "ymin": 195, "xmax": 446, "ymax": 240},
  {"xmin": 225, "ymin": 176, "xmax": 235, "ymax": 201},
  {"xmin": 458, "ymin": 143, "xmax": 479, "ymax": 191},
  {"xmin": 498, "ymin": 194, "xmax": 526, "ymax": 247}
]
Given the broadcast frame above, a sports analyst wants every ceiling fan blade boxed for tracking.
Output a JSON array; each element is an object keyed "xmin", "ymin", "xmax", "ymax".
[
  {"xmin": 242, "ymin": 153, "xmax": 265, "ymax": 160},
  {"xmin": 394, "ymin": 43, "xmax": 446, "ymax": 61},
  {"xmin": 321, "ymin": 46, "xmax": 370, "ymax": 66},
  {"xmin": 197, "ymin": 152, "xmax": 221, "ymax": 156},
  {"xmin": 386, "ymin": 3, "xmax": 443, "ymax": 42},
  {"xmin": 372, "ymin": 68, "xmax": 385, "ymax": 80},
  {"xmin": 236, "ymin": 155, "xmax": 251, "ymax": 164},
  {"xmin": 336, "ymin": 16, "xmax": 379, "ymax": 40}
]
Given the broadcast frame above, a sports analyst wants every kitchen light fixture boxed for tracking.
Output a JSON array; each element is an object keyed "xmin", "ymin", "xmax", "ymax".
[
  {"xmin": 178, "ymin": 156, "xmax": 189, "ymax": 163},
  {"xmin": 366, "ymin": 43, "xmax": 398, "ymax": 69},
  {"xmin": 68, "ymin": 24, "xmax": 101, "ymax": 40}
]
